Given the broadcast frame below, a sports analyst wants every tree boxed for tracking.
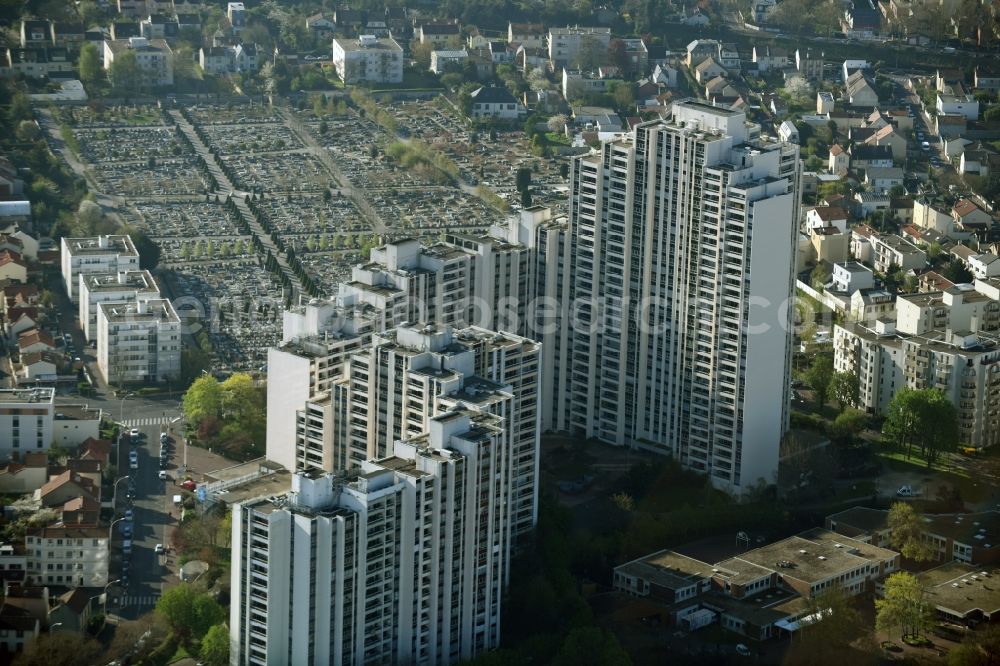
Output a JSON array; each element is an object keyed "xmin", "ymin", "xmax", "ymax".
[
  {"xmin": 12, "ymin": 632, "xmax": 102, "ymax": 666},
  {"xmin": 810, "ymin": 262, "xmax": 831, "ymax": 290},
  {"xmin": 831, "ymin": 408, "xmax": 869, "ymax": 443},
  {"xmin": 15, "ymin": 120, "xmax": 40, "ymax": 143},
  {"xmin": 200, "ymin": 623, "xmax": 230, "ymax": 666},
  {"xmin": 785, "ymin": 75, "xmax": 812, "ymax": 103},
  {"xmin": 220, "ymin": 372, "xmax": 265, "ymax": 437},
  {"xmin": 547, "ymin": 114, "xmax": 568, "ymax": 133},
  {"xmin": 515, "ymin": 167, "xmax": 532, "ymax": 193},
  {"xmin": 572, "ymin": 35, "xmax": 607, "ymax": 70},
  {"xmin": 830, "ymin": 371, "xmax": 860, "ymax": 411},
  {"xmin": 78, "ymin": 42, "xmax": 100, "ymax": 84},
  {"xmin": 607, "ymin": 38, "xmax": 629, "ymax": 73},
  {"xmin": 109, "ymin": 50, "xmax": 142, "ymax": 93},
  {"xmin": 949, "ymin": 625, "xmax": 1000, "ymax": 666},
  {"xmin": 551, "ymin": 627, "xmax": 631, "ymax": 666},
  {"xmin": 609, "ymin": 81, "xmax": 635, "ymax": 113},
  {"xmin": 943, "ymin": 258, "xmax": 975, "ymax": 284},
  {"xmin": 876, "ymin": 572, "xmax": 934, "ymax": 640},
  {"xmin": 806, "ymin": 354, "xmax": 835, "ymax": 410},
  {"xmin": 796, "ymin": 585, "xmax": 866, "ymax": 656},
  {"xmin": 883, "ymin": 388, "xmax": 959, "ymax": 466},
  {"xmin": 888, "ymin": 501, "xmax": 936, "ymax": 563},
  {"xmin": 125, "ymin": 227, "xmax": 162, "ymax": 270},
  {"xmin": 192, "ymin": 595, "xmax": 226, "ymax": 638},
  {"xmin": 156, "ymin": 584, "xmax": 224, "ymax": 640},
  {"xmin": 183, "ymin": 374, "xmax": 222, "ymax": 425}
]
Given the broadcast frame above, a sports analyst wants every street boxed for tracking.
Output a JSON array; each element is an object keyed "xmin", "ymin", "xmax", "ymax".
[{"xmin": 107, "ymin": 422, "xmax": 179, "ymax": 619}]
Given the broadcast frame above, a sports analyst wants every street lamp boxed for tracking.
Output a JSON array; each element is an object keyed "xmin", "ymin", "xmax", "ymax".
[
  {"xmin": 112, "ymin": 476, "xmax": 130, "ymax": 512},
  {"xmin": 101, "ymin": 579, "xmax": 122, "ymax": 616},
  {"xmin": 109, "ymin": 517, "xmax": 125, "ymax": 550}
]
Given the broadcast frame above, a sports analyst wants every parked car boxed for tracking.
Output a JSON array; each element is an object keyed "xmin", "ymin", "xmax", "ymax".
[
  {"xmin": 129, "ymin": 450, "xmax": 138, "ymax": 469},
  {"xmin": 158, "ymin": 470, "xmax": 168, "ymax": 480},
  {"xmin": 154, "ymin": 544, "xmax": 165, "ymax": 554},
  {"xmin": 736, "ymin": 644, "xmax": 752, "ymax": 657},
  {"xmin": 124, "ymin": 509, "xmax": 133, "ymax": 522},
  {"xmin": 897, "ymin": 485, "xmax": 914, "ymax": 497}
]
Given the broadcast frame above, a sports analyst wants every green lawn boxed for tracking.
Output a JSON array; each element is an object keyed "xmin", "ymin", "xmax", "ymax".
[
  {"xmin": 544, "ymin": 131, "xmax": 570, "ymax": 146},
  {"xmin": 876, "ymin": 450, "xmax": 990, "ymax": 502}
]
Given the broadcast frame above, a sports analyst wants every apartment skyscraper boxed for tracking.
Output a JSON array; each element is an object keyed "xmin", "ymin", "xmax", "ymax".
[
  {"xmin": 567, "ymin": 100, "xmax": 800, "ymax": 491},
  {"xmin": 232, "ymin": 409, "xmax": 510, "ymax": 665}
]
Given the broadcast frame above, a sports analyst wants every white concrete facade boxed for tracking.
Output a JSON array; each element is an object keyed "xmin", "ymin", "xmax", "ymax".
[
  {"xmin": 0, "ymin": 388, "xmax": 54, "ymax": 462},
  {"xmin": 78, "ymin": 270, "xmax": 160, "ymax": 341},
  {"xmin": 566, "ymin": 100, "xmax": 800, "ymax": 492},
  {"xmin": 60, "ymin": 235, "xmax": 139, "ymax": 304},
  {"xmin": 834, "ymin": 280, "xmax": 1000, "ymax": 449},
  {"xmin": 331, "ymin": 35, "xmax": 403, "ymax": 84},
  {"xmin": 25, "ymin": 527, "xmax": 109, "ymax": 587},
  {"xmin": 95, "ymin": 298, "xmax": 181, "ymax": 385},
  {"xmin": 232, "ymin": 410, "xmax": 510, "ymax": 665}
]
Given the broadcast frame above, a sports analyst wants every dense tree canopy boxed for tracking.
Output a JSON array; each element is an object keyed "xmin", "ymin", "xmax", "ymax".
[
  {"xmin": 888, "ymin": 501, "xmax": 936, "ymax": 562},
  {"xmin": 883, "ymin": 388, "xmax": 959, "ymax": 467}
]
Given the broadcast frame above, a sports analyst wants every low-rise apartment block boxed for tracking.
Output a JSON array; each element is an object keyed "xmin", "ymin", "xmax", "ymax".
[
  {"xmin": 331, "ymin": 35, "xmax": 403, "ymax": 84},
  {"xmin": 24, "ymin": 527, "xmax": 108, "ymax": 588},
  {"xmin": 0, "ymin": 388, "xmax": 54, "ymax": 462},
  {"xmin": 547, "ymin": 25, "xmax": 611, "ymax": 70},
  {"xmin": 103, "ymin": 37, "xmax": 173, "ymax": 87},
  {"xmin": 834, "ymin": 279, "xmax": 1000, "ymax": 448},
  {"xmin": 60, "ymin": 235, "xmax": 139, "ymax": 304},
  {"xmin": 96, "ymin": 298, "xmax": 181, "ymax": 385},
  {"xmin": 78, "ymin": 270, "xmax": 160, "ymax": 342},
  {"xmin": 870, "ymin": 233, "xmax": 926, "ymax": 273}
]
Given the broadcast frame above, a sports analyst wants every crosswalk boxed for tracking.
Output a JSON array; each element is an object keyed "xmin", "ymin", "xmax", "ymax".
[
  {"xmin": 121, "ymin": 417, "xmax": 173, "ymax": 428},
  {"xmin": 119, "ymin": 594, "xmax": 161, "ymax": 609}
]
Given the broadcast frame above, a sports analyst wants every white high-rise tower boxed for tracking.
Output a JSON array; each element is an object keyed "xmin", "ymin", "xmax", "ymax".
[{"xmin": 567, "ymin": 100, "xmax": 801, "ymax": 491}]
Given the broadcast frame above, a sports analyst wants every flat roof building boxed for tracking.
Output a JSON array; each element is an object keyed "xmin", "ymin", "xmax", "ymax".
[{"xmin": 60, "ymin": 235, "xmax": 139, "ymax": 304}]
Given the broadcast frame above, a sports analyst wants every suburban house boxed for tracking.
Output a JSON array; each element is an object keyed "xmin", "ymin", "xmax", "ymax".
[
  {"xmin": 937, "ymin": 93, "xmax": 980, "ymax": 120},
  {"xmin": 17, "ymin": 329, "xmax": 55, "ymax": 355},
  {"xmin": 864, "ymin": 125, "xmax": 907, "ymax": 161},
  {"xmin": 469, "ymin": 86, "xmax": 526, "ymax": 120},
  {"xmin": 846, "ymin": 70, "xmax": 879, "ymax": 107},
  {"xmin": 0, "ymin": 250, "xmax": 26, "ymax": 283},
  {"xmin": 508, "ymin": 22, "xmax": 546, "ymax": 50},
  {"xmin": 850, "ymin": 144, "xmax": 893, "ymax": 169},
  {"xmin": 430, "ymin": 49, "xmax": 468, "ymax": 74},
  {"xmin": 864, "ymin": 167, "xmax": 904, "ymax": 193},
  {"xmin": 829, "ymin": 144, "xmax": 849, "ymax": 174},
  {"xmin": 806, "ymin": 207, "xmax": 849, "ymax": 233},
  {"xmin": 417, "ymin": 21, "xmax": 461, "ymax": 48},
  {"xmin": 752, "ymin": 45, "xmax": 788, "ymax": 72},
  {"xmin": 36, "ymin": 471, "xmax": 99, "ymax": 508},
  {"xmin": 778, "ymin": 120, "xmax": 799, "ymax": 144},
  {"xmin": 693, "ymin": 57, "xmax": 726, "ymax": 83},
  {"xmin": 305, "ymin": 14, "xmax": 336, "ymax": 36}
]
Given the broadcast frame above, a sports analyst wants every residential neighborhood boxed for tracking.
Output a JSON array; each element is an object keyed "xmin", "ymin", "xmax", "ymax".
[{"xmin": 1, "ymin": 0, "xmax": 1000, "ymax": 664}]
